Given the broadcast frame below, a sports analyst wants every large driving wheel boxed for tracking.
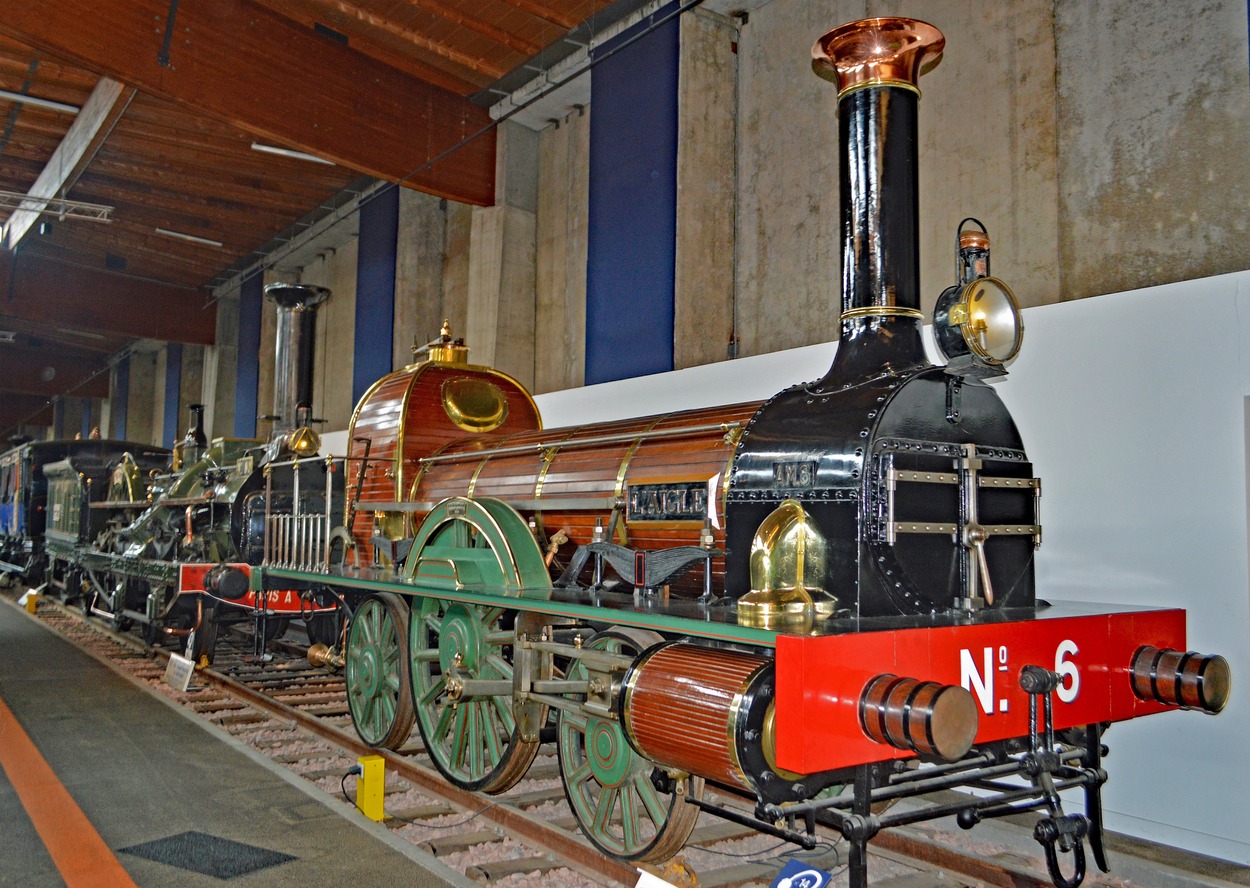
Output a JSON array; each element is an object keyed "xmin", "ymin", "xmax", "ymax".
[
  {"xmin": 558, "ymin": 628, "xmax": 703, "ymax": 862},
  {"xmin": 345, "ymin": 593, "xmax": 415, "ymax": 749},
  {"xmin": 407, "ymin": 497, "xmax": 550, "ymax": 793}
]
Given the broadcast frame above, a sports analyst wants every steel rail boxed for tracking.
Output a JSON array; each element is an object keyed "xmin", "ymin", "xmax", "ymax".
[{"xmin": 193, "ymin": 662, "xmax": 640, "ymax": 886}]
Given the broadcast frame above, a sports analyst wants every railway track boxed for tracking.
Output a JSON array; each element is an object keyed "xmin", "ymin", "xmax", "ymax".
[{"xmin": 5, "ymin": 585, "xmax": 1243, "ymax": 888}]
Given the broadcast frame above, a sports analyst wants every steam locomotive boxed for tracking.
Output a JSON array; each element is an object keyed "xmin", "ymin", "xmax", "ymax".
[
  {"xmin": 0, "ymin": 284, "xmax": 345, "ymax": 662},
  {"xmin": 0, "ymin": 17, "xmax": 1229, "ymax": 888},
  {"xmin": 258, "ymin": 18, "xmax": 1232, "ymax": 888}
]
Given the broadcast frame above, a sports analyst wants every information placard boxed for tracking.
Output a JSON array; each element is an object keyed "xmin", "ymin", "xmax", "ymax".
[{"xmin": 163, "ymin": 653, "xmax": 196, "ymax": 692}]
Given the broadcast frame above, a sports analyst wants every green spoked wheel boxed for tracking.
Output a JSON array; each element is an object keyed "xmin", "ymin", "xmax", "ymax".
[
  {"xmin": 406, "ymin": 497, "xmax": 552, "ymax": 794},
  {"xmin": 345, "ymin": 593, "xmax": 416, "ymax": 749},
  {"xmin": 410, "ymin": 598, "xmax": 538, "ymax": 792},
  {"xmin": 557, "ymin": 628, "xmax": 703, "ymax": 862}
]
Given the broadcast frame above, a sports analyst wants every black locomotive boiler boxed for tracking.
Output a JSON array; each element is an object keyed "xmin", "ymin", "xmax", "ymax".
[{"xmin": 243, "ymin": 17, "xmax": 1230, "ymax": 888}]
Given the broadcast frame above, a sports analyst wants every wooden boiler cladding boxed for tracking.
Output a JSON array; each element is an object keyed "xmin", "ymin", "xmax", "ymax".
[
  {"xmin": 413, "ymin": 402, "xmax": 758, "ymax": 593},
  {"xmin": 622, "ymin": 642, "xmax": 773, "ymax": 790},
  {"xmin": 346, "ymin": 352, "xmax": 758, "ymax": 590},
  {"xmin": 346, "ymin": 361, "xmax": 541, "ymax": 567}
]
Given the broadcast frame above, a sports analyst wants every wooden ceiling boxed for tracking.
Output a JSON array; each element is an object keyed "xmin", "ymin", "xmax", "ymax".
[{"xmin": 0, "ymin": 0, "xmax": 624, "ymax": 435}]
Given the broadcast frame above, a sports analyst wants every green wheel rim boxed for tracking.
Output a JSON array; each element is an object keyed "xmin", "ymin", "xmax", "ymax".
[
  {"xmin": 557, "ymin": 629, "xmax": 703, "ymax": 862},
  {"xmin": 346, "ymin": 593, "xmax": 415, "ymax": 749},
  {"xmin": 408, "ymin": 498, "xmax": 549, "ymax": 794}
]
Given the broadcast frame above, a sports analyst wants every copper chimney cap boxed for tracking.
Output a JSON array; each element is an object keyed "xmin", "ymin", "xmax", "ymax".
[{"xmin": 813, "ymin": 18, "xmax": 945, "ymax": 98}]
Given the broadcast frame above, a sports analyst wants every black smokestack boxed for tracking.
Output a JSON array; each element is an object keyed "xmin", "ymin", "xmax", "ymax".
[{"xmin": 811, "ymin": 18, "xmax": 945, "ymax": 385}]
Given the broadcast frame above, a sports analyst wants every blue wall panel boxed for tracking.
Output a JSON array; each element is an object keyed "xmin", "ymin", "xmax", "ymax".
[
  {"xmin": 234, "ymin": 274, "xmax": 263, "ymax": 438},
  {"xmin": 113, "ymin": 356, "xmax": 129, "ymax": 440},
  {"xmin": 162, "ymin": 343, "xmax": 182, "ymax": 448},
  {"xmin": 353, "ymin": 185, "xmax": 399, "ymax": 404},
  {"xmin": 585, "ymin": 5, "xmax": 680, "ymax": 385}
]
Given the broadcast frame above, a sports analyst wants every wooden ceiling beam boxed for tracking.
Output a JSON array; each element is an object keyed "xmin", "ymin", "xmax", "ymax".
[
  {"xmin": 496, "ymin": 0, "xmax": 580, "ymax": 29},
  {"xmin": 0, "ymin": 344, "xmax": 110, "ymax": 398},
  {"xmin": 0, "ymin": 0, "xmax": 496, "ymax": 206},
  {"xmin": 0, "ymin": 395, "xmax": 55, "ymax": 431},
  {"xmin": 404, "ymin": 0, "xmax": 542, "ymax": 56},
  {"xmin": 0, "ymin": 251, "xmax": 215, "ymax": 345},
  {"xmin": 246, "ymin": 1, "xmax": 488, "ymax": 94},
  {"xmin": 309, "ymin": 0, "xmax": 510, "ymax": 78},
  {"xmin": 3, "ymin": 76, "xmax": 135, "ymax": 250},
  {"xmin": 83, "ymin": 154, "xmax": 346, "ymax": 205}
]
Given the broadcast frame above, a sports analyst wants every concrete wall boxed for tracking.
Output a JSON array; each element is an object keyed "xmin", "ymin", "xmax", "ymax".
[
  {"xmin": 733, "ymin": 0, "xmax": 1064, "ymax": 358},
  {"xmin": 675, "ymin": 9, "xmax": 739, "ymax": 368},
  {"xmin": 300, "ymin": 239, "xmax": 359, "ymax": 432},
  {"xmin": 1055, "ymin": 0, "xmax": 1250, "ymax": 298},
  {"xmin": 202, "ymin": 288, "xmax": 239, "ymax": 441},
  {"xmin": 394, "ymin": 188, "xmax": 448, "ymax": 368},
  {"xmin": 466, "ymin": 121, "xmax": 538, "ymax": 389},
  {"xmin": 535, "ymin": 108, "xmax": 590, "ymax": 394},
  {"xmin": 125, "ymin": 346, "xmax": 158, "ymax": 446},
  {"xmin": 164, "ymin": 1, "xmax": 1250, "ymax": 432}
]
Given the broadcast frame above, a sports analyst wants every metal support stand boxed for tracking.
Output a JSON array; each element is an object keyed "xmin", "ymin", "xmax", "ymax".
[{"xmin": 846, "ymin": 764, "xmax": 874, "ymax": 888}]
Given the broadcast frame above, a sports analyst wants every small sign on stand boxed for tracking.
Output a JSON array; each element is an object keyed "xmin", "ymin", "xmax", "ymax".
[{"xmin": 164, "ymin": 652, "xmax": 196, "ymax": 692}]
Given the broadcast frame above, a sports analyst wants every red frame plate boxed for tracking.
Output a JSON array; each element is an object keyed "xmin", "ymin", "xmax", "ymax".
[
  {"xmin": 773, "ymin": 605, "xmax": 1186, "ymax": 773},
  {"xmin": 178, "ymin": 563, "xmax": 334, "ymax": 614}
]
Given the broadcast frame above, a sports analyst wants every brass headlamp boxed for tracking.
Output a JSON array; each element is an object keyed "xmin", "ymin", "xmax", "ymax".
[{"xmin": 933, "ymin": 219, "xmax": 1024, "ymax": 374}]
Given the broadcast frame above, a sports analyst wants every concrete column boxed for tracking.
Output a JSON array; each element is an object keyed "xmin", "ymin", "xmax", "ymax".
[
  {"xmin": 535, "ymin": 107, "xmax": 590, "ymax": 394},
  {"xmin": 179, "ymin": 344, "xmax": 204, "ymax": 439},
  {"xmin": 466, "ymin": 120, "xmax": 538, "ymax": 388},
  {"xmin": 394, "ymin": 188, "xmax": 448, "ymax": 368},
  {"xmin": 300, "ymin": 238, "xmax": 358, "ymax": 431},
  {"xmin": 675, "ymin": 9, "xmax": 739, "ymax": 369},
  {"xmin": 126, "ymin": 345, "xmax": 159, "ymax": 446},
  {"xmin": 203, "ymin": 289, "xmax": 239, "ymax": 441},
  {"xmin": 441, "ymin": 201, "xmax": 473, "ymax": 345}
]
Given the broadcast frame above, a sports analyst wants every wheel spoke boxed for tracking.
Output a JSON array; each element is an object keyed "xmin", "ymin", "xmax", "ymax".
[
  {"xmin": 632, "ymin": 769, "xmax": 668, "ymax": 826},
  {"xmin": 567, "ymin": 757, "xmax": 594, "ymax": 789},
  {"xmin": 593, "ymin": 785, "xmax": 620, "ymax": 835},
  {"xmin": 620, "ymin": 782, "xmax": 643, "ymax": 848},
  {"xmin": 416, "ymin": 674, "xmax": 446, "ymax": 708}
]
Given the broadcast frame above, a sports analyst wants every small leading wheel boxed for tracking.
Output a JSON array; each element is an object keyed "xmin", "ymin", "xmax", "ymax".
[
  {"xmin": 345, "ymin": 593, "xmax": 416, "ymax": 749},
  {"xmin": 558, "ymin": 628, "xmax": 703, "ymax": 862}
]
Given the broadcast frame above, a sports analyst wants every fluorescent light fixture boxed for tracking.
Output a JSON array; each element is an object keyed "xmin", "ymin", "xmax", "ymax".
[
  {"xmin": 0, "ymin": 88, "xmax": 80, "ymax": 115},
  {"xmin": 250, "ymin": 142, "xmax": 335, "ymax": 165},
  {"xmin": 155, "ymin": 227, "xmax": 223, "ymax": 248},
  {"xmin": 55, "ymin": 327, "xmax": 106, "ymax": 341}
]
